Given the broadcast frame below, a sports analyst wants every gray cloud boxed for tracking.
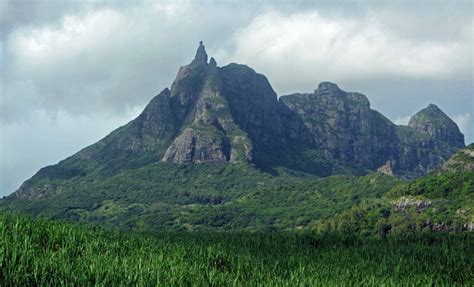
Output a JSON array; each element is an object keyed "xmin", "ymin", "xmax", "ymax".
[{"xmin": 1, "ymin": 0, "xmax": 472, "ymax": 196}]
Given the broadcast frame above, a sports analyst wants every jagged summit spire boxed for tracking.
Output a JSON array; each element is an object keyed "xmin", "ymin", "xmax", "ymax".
[
  {"xmin": 193, "ymin": 41, "xmax": 208, "ymax": 64},
  {"xmin": 209, "ymin": 57, "xmax": 217, "ymax": 68}
]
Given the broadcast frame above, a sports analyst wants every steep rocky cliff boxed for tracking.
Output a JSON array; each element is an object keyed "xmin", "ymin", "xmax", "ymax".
[
  {"xmin": 163, "ymin": 53, "xmax": 253, "ymax": 163},
  {"xmin": 279, "ymin": 82, "xmax": 465, "ymax": 177},
  {"xmin": 280, "ymin": 82, "xmax": 399, "ymax": 170}
]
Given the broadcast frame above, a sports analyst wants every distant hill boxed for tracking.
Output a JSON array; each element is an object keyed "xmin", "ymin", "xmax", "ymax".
[
  {"xmin": 314, "ymin": 144, "xmax": 473, "ymax": 234},
  {"xmin": 1, "ymin": 43, "xmax": 468, "ymax": 233}
]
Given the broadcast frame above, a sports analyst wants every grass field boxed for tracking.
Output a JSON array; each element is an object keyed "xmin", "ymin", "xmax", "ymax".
[{"xmin": 1, "ymin": 212, "xmax": 473, "ymax": 286}]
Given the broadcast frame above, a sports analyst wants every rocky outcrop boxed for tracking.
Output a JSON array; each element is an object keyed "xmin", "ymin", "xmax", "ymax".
[
  {"xmin": 163, "ymin": 45, "xmax": 253, "ymax": 164},
  {"xmin": 280, "ymin": 82, "xmax": 399, "ymax": 170},
  {"xmin": 377, "ymin": 161, "xmax": 393, "ymax": 176},
  {"xmin": 162, "ymin": 128, "xmax": 230, "ymax": 163},
  {"xmin": 394, "ymin": 197, "xmax": 431, "ymax": 212},
  {"xmin": 169, "ymin": 42, "xmax": 209, "ymax": 122},
  {"xmin": 464, "ymin": 222, "xmax": 474, "ymax": 231},
  {"xmin": 220, "ymin": 63, "xmax": 285, "ymax": 146},
  {"xmin": 78, "ymin": 88, "xmax": 178, "ymax": 158},
  {"xmin": 408, "ymin": 104, "xmax": 465, "ymax": 148},
  {"xmin": 394, "ymin": 125, "xmax": 457, "ymax": 177}
]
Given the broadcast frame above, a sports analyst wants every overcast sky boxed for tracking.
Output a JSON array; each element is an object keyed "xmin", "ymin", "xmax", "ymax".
[{"xmin": 1, "ymin": 0, "xmax": 473, "ymax": 196}]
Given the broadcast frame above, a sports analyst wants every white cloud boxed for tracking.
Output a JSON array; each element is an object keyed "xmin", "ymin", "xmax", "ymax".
[
  {"xmin": 0, "ymin": 107, "xmax": 142, "ymax": 196},
  {"xmin": 453, "ymin": 113, "xmax": 472, "ymax": 144},
  {"xmin": 151, "ymin": 0, "xmax": 190, "ymax": 17},
  {"xmin": 2, "ymin": 6, "xmax": 184, "ymax": 120},
  {"xmin": 393, "ymin": 115, "xmax": 411, "ymax": 126},
  {"xmin": 1, "ymin": 1, "xmax": 253, "ymax": 121},
  {"xmin": 229, "ymin": 10, "xmax": 469, "ymax": 92},
  {"xmin": 9, "ymin": 9, "xmax": 126, "ymax": 66}
]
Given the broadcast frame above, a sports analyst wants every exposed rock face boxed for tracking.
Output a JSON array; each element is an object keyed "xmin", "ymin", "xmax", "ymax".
[
  {"xmin": 219, "ymin": 63, "xmax": 288, "ymax": 166},
  {"xmin": 163, "ymin": 128, "xmax": 230, "ymax": 163},
  {"xmin": 464, "ymin": 222, "xmax": 474, "ymax": 231},
  {"xmin": 12, "ymin": 43, "xmax": 466, "ymax": 199},
  {"xmin": 108, "ymin": 88, "xmax": 177, "ymax": 152},
  {"xmin": 377, "ymin": 161, "xmax": 393, "ymax": 176},
  {"xmin": 280, "ymin": 82, "xmax": 398, "ymax": 169},
  {"xmin": 394, "ymin": 197, "xmax": 431, "ymax": 212},
  {"xmin": 163, "ymin": 45, "xmax": 253, "ymax": 164},
  {"xmin": 408, "ymin": 104, "xmax": 465, "ymax": 148},
  {"xmin": 394, "ymin": 125, "xmax": 457, "ymax": 176},
  {"xmin": 82, "ymin": 88, "xmax": 177, "ymax": 156},
  {"xmin": 220, "ymin": 64, "xmax": 284, "ymax": 145},
  {"xmin": 169, "ymin": 42, "xmax": 209, "ymax": 122},
  {"xmin": 279, "ymin": 82, "xmax": 464, "ymax": 176}
]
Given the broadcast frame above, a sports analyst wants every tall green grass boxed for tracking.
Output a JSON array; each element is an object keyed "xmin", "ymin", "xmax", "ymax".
[{"xmin": 1, "ymin": 212, "xmax": 472, "ymax": 286}]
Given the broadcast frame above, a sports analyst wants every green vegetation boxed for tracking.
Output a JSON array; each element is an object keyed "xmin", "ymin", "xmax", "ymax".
[
  {"xmin": 314, "ymin": 168, "xmax": 473, "ymax": 235},
  {"xmin": 2, "ymin": 212, "xmax": 473, "ymax": 286},
  {"xmin": 1, "ymin": 144, "xmax": 472, "ymax": 237},
  {"xmin": 2, "ymin": 155, "xmax": 472, "ymax": 235},
  {"xmin": 0, "ymin": 162, "xmax": 402, "ymax": 232}
]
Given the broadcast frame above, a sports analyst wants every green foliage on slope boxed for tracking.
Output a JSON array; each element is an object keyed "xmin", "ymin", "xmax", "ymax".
[
  {"xmin": 1, "ymin": 161, "xmax": 402, "ymax": 232},
  {"xmin": 2, "ymin": 144, "xmax": 472, "ymax": 234},
  {"xmin": 314, "ymin": 170, "xmax": 473, "ymax": 235}
]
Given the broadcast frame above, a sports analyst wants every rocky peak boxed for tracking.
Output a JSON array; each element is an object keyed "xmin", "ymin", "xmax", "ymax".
[
  {"xmin": 219, "ymin": 63, "xmax": 285, "ymax": 146},
  {"xmin": 162, "ymin": 46, "xmax": 254, "ymax": 164},
  {"xmin": 192, "ymin": 41, "xmax": 208, "ymax": 65},
  {"xmin": 208, "ymin": 57, "xmax": 218, "ymax": 74},
  {"xmin": 170, "ymin": 43, "xmax": 210, "ymax": 121},
  {"xmin": 409, "ymin": 104, "xmax": 448, "ymax": 125},
  {"xmin": 408, "ymin": 104, "xmax": 465, "ymax": 148},
  {"xmin": 209, "ymin": 57, "xmax": 217, "ymax": 67},
  {"xmin": 313, "ymin": 82, "xmax": 369, "ymax": 107},
  {"xmin": 315, "ymin": 82, "xmax": 343, "ymax": 95},
  {"xmin": 426, "ymin": 103, "xmax": 442, "ymax": 111}
]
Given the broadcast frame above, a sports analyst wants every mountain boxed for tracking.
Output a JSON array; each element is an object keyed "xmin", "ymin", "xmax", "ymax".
[{"xmin": 1, "ymin": 43, "xmax": 467, "ymax": 231}]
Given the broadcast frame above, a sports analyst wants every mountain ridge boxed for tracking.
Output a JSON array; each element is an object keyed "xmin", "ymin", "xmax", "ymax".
[{"xmin": 4, "ymin": 43, "xmax": 466, "ymax": 219}]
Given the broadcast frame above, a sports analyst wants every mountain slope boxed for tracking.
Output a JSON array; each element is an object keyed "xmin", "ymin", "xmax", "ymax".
[
  {"xmin": 1, "ymin": 145, "xmax": 472, "ymax": 233},
  {"xmin": 314, "ymin": 144, "xmax": 474, "ymax": 234}
]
